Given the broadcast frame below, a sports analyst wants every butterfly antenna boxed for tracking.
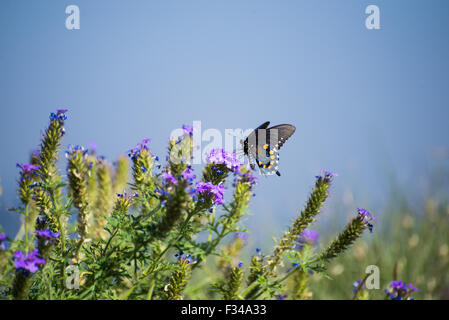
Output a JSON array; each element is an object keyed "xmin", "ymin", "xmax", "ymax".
[{"xmin": 276, "ymin": 171, "xmax": 281, "ymax": 176}]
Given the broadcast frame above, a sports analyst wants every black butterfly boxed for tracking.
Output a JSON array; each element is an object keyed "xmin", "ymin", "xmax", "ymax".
[{"xmin": 243, "ymin": 121, "xmax": 296, "ymax": 176}]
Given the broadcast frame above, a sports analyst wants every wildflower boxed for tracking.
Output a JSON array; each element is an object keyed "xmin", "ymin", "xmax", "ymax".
[
  {"xmin": 206, "ymin": 149, "xmax": 241, "ymax": 171},
  {"xmin": 181, "ymin": 167, "xmax": 196, "ymax": 182},
  {"xmin": 16, "ymin": 163, "xmax": 40, "ymax": 178},
  {"xmin": 0, "ymin": 234, "xmax": 6, "ymax": 250},
  {"xmin": 353, "ymin": 280, "xmax": 366, "ymax": 293},
  {"xmin": 162, "ymin": 172, "xmax": 178, "ymax": 185},
  {"xmin": 13, "ymin": 249, "xmax": 45, "ymax": 274},
  {"xmin": 315, "ymin": 170, "xmax": 338, "ymax": 184},
  {"xmin": 357, "ymin": 208, "xmax": 376, "ymax": 233},
  {"xmin": 175, "ymin": 251, "xmax": 194, "ymax": 264},
  {"xmin": 182, "ymin": 124, "xmax": 194, "ymax": 136},
  {"xmin": 234, "ymin": 167, "xmax": 258, "ymax": 187},
  {"xmin": 385, "ymin": 280, "xmax": 420, "ymax": 300},
  {"xmin": 195, "ymin": 181, "xmax": 227, "ymax": 205},
  {"xmin": 296, "ymin": 229, "xmax": 320, "ymax": 250},
  {"xmin": 276, "ymin": 294, "xmax": 288, "ymax": 300},
  {"xmin": 35, "ymin": 229, "xmax": 60, "ymax": 239},
  {"xmin": 238, "ymin": 262, "xmax": 243, "ymax": 268},
  {"xmin": 49, "ymin": 109, "xmax": 68, "ymax": 122},
  {"xmin": 127, "ymin": 138, "xmax": 152, "ymax": 160}
]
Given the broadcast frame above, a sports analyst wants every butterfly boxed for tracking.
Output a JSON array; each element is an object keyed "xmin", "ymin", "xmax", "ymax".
[{"xmin": 242, "ymin": 121, "xmax": 296, "ymax": 176}]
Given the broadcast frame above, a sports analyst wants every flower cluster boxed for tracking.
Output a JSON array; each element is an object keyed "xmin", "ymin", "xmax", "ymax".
[
  {"xmin": 13, "ymin": 249, "xmax": 46, "ymax": 274},
  {"xmin": 357, "ymin": 208, "xmax": 376, "ymax": 233},
  {"xmin": 36, "ymin": 229, "xmax": 60, "ymax": 239},
  {"xmin": 127, "ymin": 138, "xmax": 152, "ymax": 160},
  {"xmin": 353, "ymin": 279, "xmax": 366, "ymax": 293},
  {"xmin": 36, "ymin": 229, "xmax": 60, "ymax": 246},
  {"xmin": 385, "ymin": 280, "xmax": 420, "ymax": 300},
  {"xmin": 234, "ymin": 167, "xmax": 258, "ymax": 188},
  {"xmin": 206, "ymin": 149, "xmax": 241, "ymax": 171},
  {"xmin": 195, "ymin": 181, "xmax": 226, "ymax": 205},
  {"xmin": 315, "ymin": 170, "xmax": 338, "ymax": 184},
  {"xmin": 175, "ymin": 251, "xmax": 195, "ymax": 264},
  {"xmin": 296, "ymin": 229, "xmax": 320, "ymax": 250},
  {"xmin": 16, "ymin": 163, "xmax": 40, "ymax": 179},
  {"xmin": 49, "ymin": 109, "xmax": 68, "ymax": 123},
  {"xmin": 182, "ymin": 125, "xmax": 194, "ymax": 136}
]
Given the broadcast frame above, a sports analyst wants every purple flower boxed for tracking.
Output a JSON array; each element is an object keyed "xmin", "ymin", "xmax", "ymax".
[
  {"xmin": 36, "ymin": 229, "xmax": 60, "ymax": 239},
  {"xmin": 31, "ymin": 150, "xmax": 40, "ymax": 158},
  {"xmin": 182, "ymin": 125, "xmax": 195, "ymax": 136},
  {"xmin": 385, "ymin": 280, "xmax": 420, "ymax": 300},
  {"xmin": 237, "ymin": 261, "xmax": 243, "ymax": 268},
  {"xmin": 299, "ymin": 229, "xmax": 320, "ymax": 244},
  {"xmin": 181, "ymin": 167, "xmax": 196, "ymax": 182},
  {"xmin": 408, "ymin": 283, "xmax": 421, "ymax": 292},
  {"xmin": 353, "ymin": 280, "xmax": 366, "ymax": 293},
  {"xmin": 162, "ymin": 172, "xmax": 178, "ymax": 185},
  {"xmin": 13, "ymin": 249, "xmax": 46, "ymax": 274},
  {"xmin": 127, "ymin": 138, "xmax": 152, "ymax": 159},
  {"xmin": 0, "ymin": 233, "xmax": 6, "ymax": 250},
  {"xmin": 357, "ymin": 208, "xmax": 376, "ymax": 233},
  {"xmin": 56, "ymin": 109, "xmax": 68, "ymax": 115},
  {"xmin": 195, "ymin": 181, "xmax": 227, "ymax": 205},
  {"xmin": 17, "ymin": 163, "xmax": 40, "ymax": 179},
  {"xmin": 276, "ymin": 294, "xmax": 288, "ymax": 300},
  {"xmin": 234, "ymin": 168, "xmax": 258, "ymax": 187},
  {"xmin": 206, "ymin": 149, "xmax": 241, "ymax": 171},
  {"xmin": 316, "ymin": 170, "xmax": 338, "ymax": 181}
]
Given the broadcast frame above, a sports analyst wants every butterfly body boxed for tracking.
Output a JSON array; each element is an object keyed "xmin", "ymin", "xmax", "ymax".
[{"xmin": 243, "ymin": 121, "xmax": 295, "ymax": 176}]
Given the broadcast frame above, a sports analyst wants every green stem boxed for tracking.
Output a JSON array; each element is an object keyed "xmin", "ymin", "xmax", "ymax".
[
  {"xmin": 147, "ymin": 278, "xmax": 155, "ymax": 300},
  {"xmin": 121, "ymin": 208, "xmax": 199, "ymax": 299}
]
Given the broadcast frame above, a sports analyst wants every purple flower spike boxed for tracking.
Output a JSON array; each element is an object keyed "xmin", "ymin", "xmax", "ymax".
[
  {"xmin": 162, "ymin": 172, "xmax": 178, "ymax": 185},
  {"xmin": 127, "ymin": 138, "xmax": 152, "ymax": 159},
  {"xmin": 357, "ymin": 208, "xmax": 376, "ymax": 233},
  {"xmin": 17, "ymin": 163, "xmax": 41, "ymax": 179},
  {"xmin": 182, "ymin": 125, "xmax": 195, "ymax": 136},
  {"xmin": 13, "ymin": 249, "xmax": 46, "ymax": 274},
  {"xmin": 206, "ymin": 149, "xmax": 241, "ymax": 171},
  {"xmin": 195, "ymin": 181, "xmax": 227, "ymax": 205},
  {"xmin": 316, "ymin": 170, "xmax": 338, "ymax": 180},
  {"xmin": 357, "ymin": 208, "xmax": 377, "ymax": 221},
  {"xmin": 300, "ymin": 229, "xmax": 320, "ymax": 243},
  {"xmin": 36, "ymin": 229, "xmax": 60, "ymax": 240},
  {"xmin": 181, "ymin": 167, "xmax": 196, "ymax": 182}
]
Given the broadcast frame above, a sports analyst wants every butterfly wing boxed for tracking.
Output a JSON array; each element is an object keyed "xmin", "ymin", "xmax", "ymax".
[
  {"xmin": 244, "ymin": 122, "xmax": 295, "ymax": 176},
  {"xmin": 243, "ymin": 121, "xmax": 270, "ymax": 170},
  {"xmin": 266, "ymin": 124, "xmax": 296, "ymax": 150}
]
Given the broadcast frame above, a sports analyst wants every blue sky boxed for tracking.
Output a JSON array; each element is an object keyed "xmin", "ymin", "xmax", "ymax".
[{"xmin": 1, "ymin": 0, "xmax": 448, "ymax": 243}]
